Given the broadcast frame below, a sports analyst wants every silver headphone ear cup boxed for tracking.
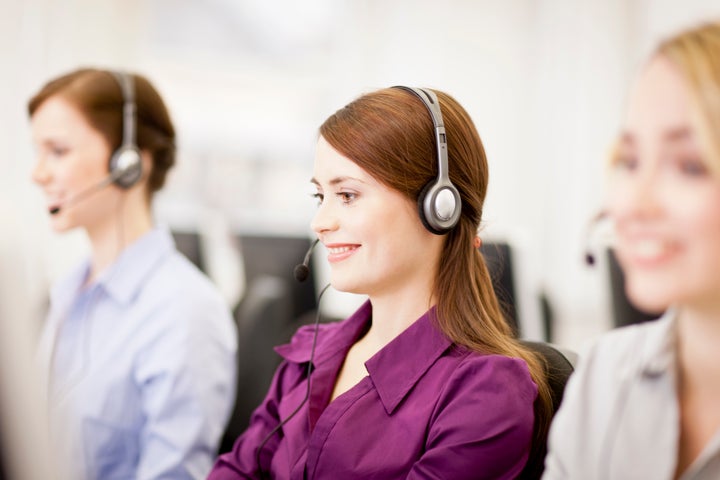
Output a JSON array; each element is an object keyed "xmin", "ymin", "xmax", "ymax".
[
  {"xmin": 418, "ymin": 180, "xmax": 461, "ymax": 235},
  {"xmin": 418, "ymin": 181, "xmax": 444, "ymax": 234},
  {"xmin": 110, "ymin": 147, "xmax": 142, "ymax": 189}
]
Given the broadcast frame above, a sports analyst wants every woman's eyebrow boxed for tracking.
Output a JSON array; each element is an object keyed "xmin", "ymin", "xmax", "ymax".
[
  {"xmin": 663, "ymin": 126, "xmax": 693, "ymax": 142},
  {"xmin": 618, "ymin": 126, "xmax": 694, "ymax": 145},
  {"xmin": 310, "ymin": 176, "xmax": 366, "ymax": 186}
]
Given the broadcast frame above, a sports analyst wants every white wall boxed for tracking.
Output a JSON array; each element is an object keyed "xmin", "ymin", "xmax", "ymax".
[{"xmin": 3, "ymin": 0, "xmax": 720, "ymax": 352}]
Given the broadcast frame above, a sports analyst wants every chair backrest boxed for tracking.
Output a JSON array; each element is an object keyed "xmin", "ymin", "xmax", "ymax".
[
  {"xmin": 219, "ymin": 275, "xmax": 295, "ymax": 453},
  {"xmin": 606, "ymin": 248, "xmax": 663, "ymax": 327},
  {"xmin": 521, "ymin": 341, "xmax": 575, "ymax": 411},
  {"xmin": 479, "ymin": 242, "xmax": 519, "ymax": 335},
  {"xmin": 217, "ymin": 235, "xmax": 319, "ymax": 454},
  {"xmin": 518, "ymin": 340, "xmax": 575, "ymax": 479}
]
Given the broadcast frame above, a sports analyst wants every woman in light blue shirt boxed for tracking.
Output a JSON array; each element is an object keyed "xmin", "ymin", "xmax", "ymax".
[
  {"xmin": 543, "ymin": 21, "xmax": 720, "ymax": 480},
  {"xmin": 30, "ymin": 68, "xmax": 238, "ymax": 479}
]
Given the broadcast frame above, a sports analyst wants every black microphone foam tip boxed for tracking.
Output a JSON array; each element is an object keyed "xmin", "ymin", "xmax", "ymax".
[
  {"xmin": 293, "ymin": 264, "xmax": 310, "ymax": 282},
  {"xmin": 585, "ymin": 252, "xmax": 595, "ymax": 266}
]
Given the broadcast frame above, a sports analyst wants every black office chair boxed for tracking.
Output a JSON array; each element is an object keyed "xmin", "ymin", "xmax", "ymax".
[
  {"xmin": 479, "ymin": 242, "xmax": 520, "ymax": 336},
  {"xmin": 218, "ymin": 235, "xmax": 319, "ymax": 454},
  {"xmin": 517, "ymin": 340, "xmax": 575, "ymax": 479},
  {"xmin": 606, "ymin": 248, "xmax": 663, "ymax": 327}
]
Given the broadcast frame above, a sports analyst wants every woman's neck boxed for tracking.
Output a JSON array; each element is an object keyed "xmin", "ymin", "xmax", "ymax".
[
  {"xmin": 365, "ymin": 287, "xmax": 435, "ymax": 347},
  {"xmin": 673, "ymin": 304, "xmax": 720, "ymax": 478},
  {"xmin": 676, "ymin": 305, "xmax": 720, "ymax": 390},
  {"xmin": 85, "ymin": 203, "xmax": 153, "ymax": 283}
]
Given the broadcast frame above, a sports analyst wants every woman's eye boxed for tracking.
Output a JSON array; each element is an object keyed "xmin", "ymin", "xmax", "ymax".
[
  {"xmin": 311, "ymin": 193, "xmax": 324, "ymax": 205},
  {"xmin": 614, "ymin": 154, "xmax": 638, "ymax": 172},
  {"xmin": 337, "ymin": 192, "xmax": 356, "ymax": 204},
  {"xmin": 677, "ymin": 157, "xmax": 708, "ymax": 177},
  {"xmin": 50, "ymin": 146, "xmax": 69, "ymax": 157}
]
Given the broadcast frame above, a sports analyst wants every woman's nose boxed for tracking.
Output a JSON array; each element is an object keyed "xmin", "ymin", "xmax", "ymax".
[
  {"xmin": 628, "ymin": 171, "xmax": 663, "ymax": 217},
  {"xmin": 31, "ymin": 158, "xmax": 51, "ymax": 186},
  {"xmin": 311, "ymin": 201, "xmax": 339, "ymax": 235},
  {"xmin": 611, "ymin": 165, "xmax": 663, "ymax": 224}
]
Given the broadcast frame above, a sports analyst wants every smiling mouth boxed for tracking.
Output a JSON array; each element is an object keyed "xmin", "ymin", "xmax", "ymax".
[
  {"xmin": 634, "ymin": 239, "xmax": 667, "ymax": 258},
  {"xmin": 328, "ymin": 246, "xmax": 355, "ymax": 254},
  {"xmin": 326, "ymin": 244, "xmax": 359, "ymax": 263},
  {"xmin": 622, "ymin": 238, "xmax": 676, "ymax": 266}
]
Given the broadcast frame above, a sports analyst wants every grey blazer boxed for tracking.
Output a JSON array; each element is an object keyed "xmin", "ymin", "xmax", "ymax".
[{"xmin": 542, "ymin": 310, "xmax": 720, "ymax": 480}]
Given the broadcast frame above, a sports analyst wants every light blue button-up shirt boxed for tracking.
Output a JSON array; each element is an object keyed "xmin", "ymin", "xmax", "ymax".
[{"xmin": 38, "ymin": 227, "xmax": 238, "ymax": 479}]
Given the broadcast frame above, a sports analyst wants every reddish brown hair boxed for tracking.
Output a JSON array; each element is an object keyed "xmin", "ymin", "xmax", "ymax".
[
  {"xmin": 28, "ymin": 68, "xmax": 176, "ymax": 196},
  {"xmin": 320, "ymin": 87, "xmax": 553, "ymax": 471}
]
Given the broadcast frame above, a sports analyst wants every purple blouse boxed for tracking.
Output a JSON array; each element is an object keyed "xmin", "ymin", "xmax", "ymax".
[{"xmin": 209, "ymin": 301, "xmax": 537, "ymax": 479}]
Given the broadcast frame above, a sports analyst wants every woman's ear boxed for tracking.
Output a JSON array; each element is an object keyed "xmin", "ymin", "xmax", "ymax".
[
  {"xmin": 139, "ymin": 150, "xmax": 153, "ymax": 185},
  {"xmin": 135, "ymin": 150, "xmax": 155, "ymax": 205}
]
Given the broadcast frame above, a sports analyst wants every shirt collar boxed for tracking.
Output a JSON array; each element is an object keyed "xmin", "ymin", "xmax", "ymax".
[
  {"xmin": 637, "ymin": 309, "xmax": 677, "ymax": 377},
  {"xmin": 51, "ymin": 227, "xmax": 175, "ymax": 308},
  {"xmin": 274, "ymin": 300, "xmax": 373, "ymax": 365},
  {"xmin": 275, "ymin": 301, "xmax": 453, "ymax": 414},
  {"xmin": 97, "ymin": 227, "xmax": 175, "ymax": 305}
]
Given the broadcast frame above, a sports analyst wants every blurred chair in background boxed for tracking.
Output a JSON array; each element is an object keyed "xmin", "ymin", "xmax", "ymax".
[
  {"xmin": 518, "ymin": 340, "xmax": 575, "ymax": 478},
  {"xmin": 173, "ymin": 232, "xmax": 318, "ymax": 454},
  {"xmin": 172, "ymin": 209, "xmax": 245, "ymax": 311},
  {"xmin": 479, "ymin": 242, "xmax": 520, "ymax": 335}
]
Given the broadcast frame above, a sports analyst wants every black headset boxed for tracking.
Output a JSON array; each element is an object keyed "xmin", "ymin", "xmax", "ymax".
[
  {"xmin": 393, "ymin": 86, "xmax": 462, "ymax": 235},
  {"xmin": 108, "ymin": 71, "xmax": 143, "ymax": 189}
]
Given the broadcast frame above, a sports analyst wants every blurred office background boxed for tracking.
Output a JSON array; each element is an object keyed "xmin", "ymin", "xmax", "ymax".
[
  {"xmin": 2, "ymin": 0, "xmax": 720, "ymax": 476},
  {"xmin": 2, "ymin": 0, "xmax": 720, "ymax": 347}
]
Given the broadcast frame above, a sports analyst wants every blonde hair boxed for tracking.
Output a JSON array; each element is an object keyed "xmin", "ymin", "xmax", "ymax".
[{"xmin": 655, "ymin": 21, "xmax": 720, "ymax": 174}]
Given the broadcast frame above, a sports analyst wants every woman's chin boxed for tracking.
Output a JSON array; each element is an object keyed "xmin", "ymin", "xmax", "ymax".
[
  {"xmin": 329, "ymin": 277, "xmax": 364, "ymax": 296},
  {"xmin": 625, "ymin": 282, "xmax": 671, "ymax": 316}
]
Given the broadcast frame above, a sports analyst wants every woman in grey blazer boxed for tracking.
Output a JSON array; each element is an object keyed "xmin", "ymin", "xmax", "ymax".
[{"xmin": 543, "ymin": 20, "xmax": 720, "ymax": 480}]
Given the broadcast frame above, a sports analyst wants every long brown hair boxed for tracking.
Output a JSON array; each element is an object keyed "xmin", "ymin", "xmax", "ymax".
[
  {"xmin": 320, "ymin": 87, "xmax": 553, "ymax": 470},
  {"xmin": 28, "ymin": 68, "xmax": 176, "ymax": 196}
]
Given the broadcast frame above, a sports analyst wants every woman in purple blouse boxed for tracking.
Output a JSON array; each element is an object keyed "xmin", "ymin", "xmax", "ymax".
[{"xmin": 209, "ymin": 87, "xmax": 553, "ymax": 479}]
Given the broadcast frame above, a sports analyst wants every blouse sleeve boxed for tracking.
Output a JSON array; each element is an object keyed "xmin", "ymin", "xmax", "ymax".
[
  {"xmin": 407, "ymin": 355, "xmax": 537, "ymax": 480},
  {"xmin": 133, "ymin": 293, "xmax": 237, "ymax": 479}
]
